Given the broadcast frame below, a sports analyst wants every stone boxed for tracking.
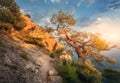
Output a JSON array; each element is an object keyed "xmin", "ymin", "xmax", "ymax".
[
  {"xmin": 48, "ymin": 69, "xmax": 58, "ymax": 76},
  {"xmin": 48, "ymin": 76, "xmax": 62, "ymax": 83}
]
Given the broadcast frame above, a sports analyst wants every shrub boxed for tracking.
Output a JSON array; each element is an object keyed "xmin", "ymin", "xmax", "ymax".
[
  {"xmin": 76, "ymin": 61, "xmax": 102, "ymax": 83},
  {"xmin": 14, "ymin": 20, "xmax": 26, "ymax": 30},
  {"xmin": 0, "ymin": 23, "xmax": 13, "ymax": 33},
  {"xmin": 0, "ymin": 0, "xmax": 20, "ymax": 14},
  {"xmin": 56, "ymin": 60, "xmax": 102, "ymax": 83},
  {"xmin": 19, "ymin": 52, "xmax": 29, "ymax": 60},
  {"xmin": 25, "ymin": 14, "xmax": 31, "ymax": 18},
  {"xmin": 45, "ymin": 27, "xmax": 54, "ymax": 33},
  {"xmin": 54, "ymin": 48, "xmax": 64, "ymax": 56},
  {"xmin": 25, "ymin": 37, "xmax": 45, "ymax": 47},
  {"xmin": 0, "ymin": 8, "xmax": 15, "ymax": 24},
  {"xmin": 49, "ymin": 48, "xmax": 65, "ymax": 58},
  {"xmin": 50, "ymin": 53, "xmax": 55, "ymax": 58},
  {"xmin": 56, "ymin": 61, "xmax": 81, "ymax": 83},
  {"xmin": 103, "ymin": 68, "xmax": 120, "ymax": 83}
]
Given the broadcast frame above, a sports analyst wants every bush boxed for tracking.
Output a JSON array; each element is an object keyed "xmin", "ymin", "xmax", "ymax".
[
  {"xmin": 14, "ymin": 20, "xmax": 26, "ymax": 30},
  {"xmin": 50, "ymin": 53, "xmax": 55, "ymax": 58},
  {"xmin": 45, "ymin": 27, "xmax": 54, "ymax": 33},
  {"xmin": 25, "ymin": 37, "xmax": 45, "ymax": 47},
  {"xmin": 0, "ymin": 8, "xmax": 15, "ymax": 24},
  {"xmin": 56, "ymin": 60, "xmax": 102, "ymax": 83},
  {"xmin": 49, "ymin": 48, "xmax": 65, "ymax": 58},
  {"xmin": 19, "ymin": 52, "xmax": 29, "ymax": 60},
  {"xmin": 76, "ymin": 61, "xmax": 102, "ymax": 83},
  {"xmin": 0, "ymin": 23, "xmax": 13, "ymax": 33},
  {"xmin": 103, "ymin": 68, "xmax": 120, "ymax": 83},
  {"xmin": 56, "ymin": 61, "xmax": 81, "ymax": 83},
  {"xmin": 0, "ymin": 0, "xmax": 20, "ymax": 14}
]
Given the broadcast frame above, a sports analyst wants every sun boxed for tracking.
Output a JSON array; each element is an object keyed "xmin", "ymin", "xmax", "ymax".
[
  {"xmin": 109, "ymin": 34, "xmax": 118, "ymax": 40},
  {"xmin": 101, "ymin": 33, "xmax": 120, "ymax": 43}
]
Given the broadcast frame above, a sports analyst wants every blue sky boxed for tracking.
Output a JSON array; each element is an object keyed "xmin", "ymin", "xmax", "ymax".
[
  {"xmin": 15, "ymin": 0, "xmax": 120, "ymax": 69},
  {"xmin": 15, "ymin": 0, "xmax": 120, "ymax": 27},
  {"xmin": 15, "ymin": 0, "xmax": 120, "ymax": 42}
]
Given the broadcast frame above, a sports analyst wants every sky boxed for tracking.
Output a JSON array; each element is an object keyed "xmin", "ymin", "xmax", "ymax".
[
  {"xmin": 15, "ymin": 0, "xmax": 120, "ymax": 68},
  {"xmin": 15, "ymin": 0, "xmax": 120, "ymax": 41}
]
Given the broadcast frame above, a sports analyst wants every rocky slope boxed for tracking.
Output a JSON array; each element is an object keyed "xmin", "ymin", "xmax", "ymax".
[{"xmin": 0, "ymin": 15, "xmax": 71, "ymax": 83}]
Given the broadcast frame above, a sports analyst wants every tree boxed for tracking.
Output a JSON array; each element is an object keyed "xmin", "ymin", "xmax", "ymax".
[
  {"xmin": 50, "ymin": 11, "xmax": 116, "ymax": 65},
  {"xmin": 50, "ymin": 11, "xmax": 76, "ymax": 31},
  {"xmin": 63, "ymin": 28, "xmax": 116, "ymax": 64},
  {"xmin": 0, "ymin": 0, "xmax": 19, "ymax": 14}
]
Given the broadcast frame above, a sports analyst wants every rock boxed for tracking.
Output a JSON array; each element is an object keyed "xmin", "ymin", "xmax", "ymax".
[
  {"xmin": 48, "ymin": 76, "xmax": 62, "ymax": 83},
  {"xmin": 25, "ymin": 63, "xmax": 36, "ymax": 72},
  {"xmin": 48, "ymin": 69, "xmax": 58, "ymax": 76}
]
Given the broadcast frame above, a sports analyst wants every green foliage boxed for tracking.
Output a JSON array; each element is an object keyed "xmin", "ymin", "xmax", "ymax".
[
  {"xmin": 54, "ymin": 48, "xmax": 64, "ymax": 56},
  {"xmin": 0, "ymin": 0, "xmax": 24, "ymax": 32},
  {"xmin": 56, "ymin": 60, "xmax": 102, "ymax": 83},
  {"xmin": 19, "ymin": 52, "xmax": 29, "ymax": 60},
  {"xmin": 50, "ymin": 48, "xmax": 65, "ymax": 58},
  {"xmin": 0, "ymin": 23, "xmax": 13, "ymax": 33},
  {"xmin": 0, "ymin": 0, "xmax": 19, "ymax": 14},
  {"xmin": 103, "ymin": 68, "xmax": 120, "ymax": 83},
  {"xmin": 0, "ymin": 8, "xmax": 15, "ymax": 24},
  {"xmin": 56, "ymin": 61, "xmax": 80, "ymax": 83},
  {"xmin": 50, "ymin": 53, "xmax": 55, "ymax": 58}
]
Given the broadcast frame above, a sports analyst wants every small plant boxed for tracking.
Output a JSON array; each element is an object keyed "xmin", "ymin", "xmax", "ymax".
[
  {"xmin": 50, "ymin": 53, "xmax": 55, "ymax": 58},
  {"xmin": 25, "ymin": 37, "xmax": 45, "ymax": 47},
  {"xmin": 19, "ymin": 52, "xmax": 29, "ymax": 60}
]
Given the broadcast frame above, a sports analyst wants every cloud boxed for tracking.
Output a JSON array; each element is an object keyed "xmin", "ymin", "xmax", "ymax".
[
  {"xmin": 76, "ymin": 17, "xmax": 101, "ymax": 27},
  {"xmin": 74, "ymin": 17, "xmax": 120, "ymax": 42},
  {"xmin": 31, "ymin": 13, "xmax": 51, "ymax": 26},
  {"xmin": 20, "ymin": 9, "xmax": 31, "ymax": 15},
  {"xmin": 51, "ymin": 0, "xmax": 61, "ymax": 3},
  {"xmin": 77, "ymin": 0, "xmax": 96, "ymax": 7},
  {"xmin": 77, "ymin": 0, "xmax": 84, "ymax": 7},
  {"xmin": 39, "ymin": 17, "xmax": 50, "ymax": 24},
  {"xmin": 20, "ymin": 9, "xmax": 26, "ymax": 14},
  {"xmin": 86, "ymin": 0, "xmax": 96, "ymax": 7},
  {"xmin": 100, "ymin": 0, "xmax": 120, "ymax": 13}
]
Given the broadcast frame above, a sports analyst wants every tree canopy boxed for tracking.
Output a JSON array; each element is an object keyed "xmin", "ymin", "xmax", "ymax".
[{"xmin": 50, "ymin": 11, "xmax": 76, "ymax": 30}]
